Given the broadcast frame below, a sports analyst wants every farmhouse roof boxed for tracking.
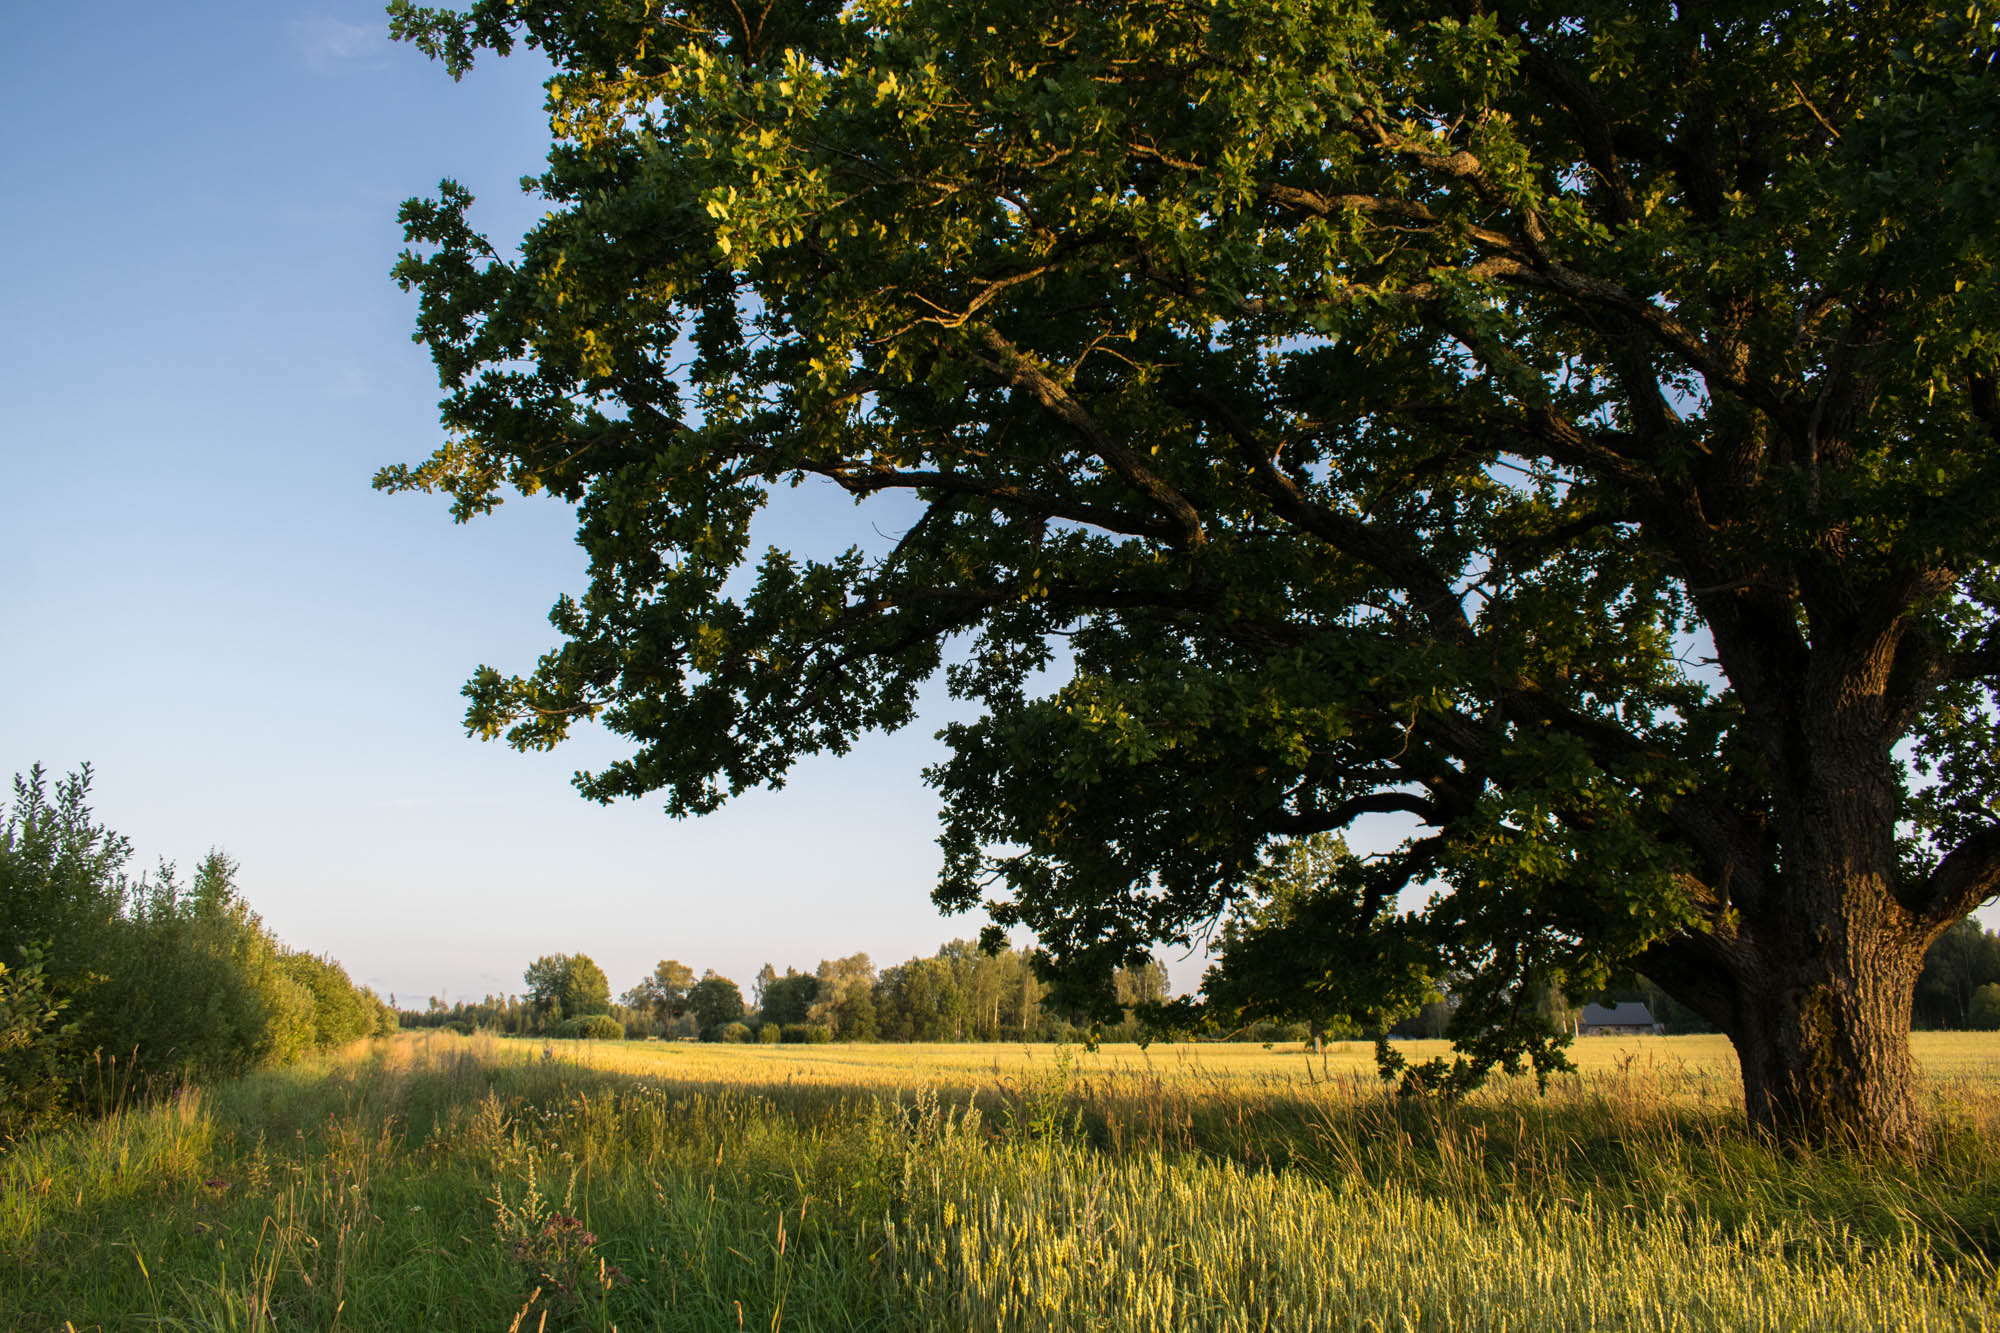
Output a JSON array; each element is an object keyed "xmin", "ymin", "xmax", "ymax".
[{"xmin": 1579, "ymin": 1002, "xmax": 1657, "ymax": 1027}]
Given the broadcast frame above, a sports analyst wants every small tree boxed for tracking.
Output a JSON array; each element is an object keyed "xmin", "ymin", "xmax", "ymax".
[
  {"xmin": 621, "ymin": 959, "xmax": 696, "ymax": 1030},
  {"xmin": 523, "ymin": 954, "xmax": 612, "ymax": 1029},
  {"xmin": 687, "ymin": 972, "xmax": 745, "ymax": 1038},
  {"xmin": 759, "ymin": 970, "xmax": 819, "ymax": 1027},
  {"xmin": 808, "ymin": 954, "xmax": 877, "ymax": 1038}
]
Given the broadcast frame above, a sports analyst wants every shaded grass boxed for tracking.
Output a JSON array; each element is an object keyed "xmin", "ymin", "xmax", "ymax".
[{"xmin": 2, "ymin": 1032, "xmax": 1996, "ymax": 1330}]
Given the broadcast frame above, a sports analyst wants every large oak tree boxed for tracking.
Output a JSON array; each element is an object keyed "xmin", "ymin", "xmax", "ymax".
[{"xmin": 383, "ymin": 0, "xmax": 2000, "ymax": 1145}]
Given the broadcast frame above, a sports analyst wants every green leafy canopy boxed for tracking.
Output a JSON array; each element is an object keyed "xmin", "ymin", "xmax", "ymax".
[{"xmin": 381, "ymin": 0, "xmax": 2000, "ymax": 1091}]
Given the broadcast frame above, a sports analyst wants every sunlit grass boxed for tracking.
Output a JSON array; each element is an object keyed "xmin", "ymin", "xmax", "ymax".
[{"xmin": 3, "ymin": 1031, "xmax": 1996, "ymax": 1330}]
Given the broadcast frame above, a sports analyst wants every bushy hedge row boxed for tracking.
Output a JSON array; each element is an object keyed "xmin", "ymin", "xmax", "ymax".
[
  {"xmin": 1, "ymin": 766, "xmax": 394, "ymax": 1142},
  {"xmin": 554, "ymin": 1014, "xmax": 626, "ymax": 1040}
]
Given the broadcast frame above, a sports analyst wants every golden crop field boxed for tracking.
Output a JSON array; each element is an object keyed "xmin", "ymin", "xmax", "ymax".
[{"xmin": 510, "ymin": 1027, "xmax": 2000, "ymax": 1098}]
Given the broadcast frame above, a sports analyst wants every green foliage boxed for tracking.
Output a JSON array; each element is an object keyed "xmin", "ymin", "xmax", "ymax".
[
  {"xmin": 399, "ymin": 992, "xmax": 534, "ymax": 1035},
  {"xmin": 1916, "ymin": 920, "xmax": 2000, "ymax": 1028},
  {"xmin": 1206, "ymin": 835, "xmax": 1435, "ymax": 1036},
  {"xmin": 281, "ymin": 951, "xmax": 381, "ymax": 1050},
  {"xmin": 782, "ymin": 1023, "xmax": 831, "ymax": 1044},
  {"xmin": 687, "ymin": 971, "xmax": 745, "ymax": 1037},
  {"xmin": 808, "ymin": 952, "xmax": 877, "ymax": 1039},
  {"xmin": 88, "ymin": 852, "xmax": 318, "ymax": 1082},
  {"xmin": 1969, "ymin": 984, "xmax": 2000, "ymax": 1031},
  {"xmin": 873, "ymin": 940, "xmax": 1053, "ymax": 1041},
  {"xmin": 554, "ymin": 1013, "xmax": 626, "ymax": 1040},
  {"xmin": 755, "ymin": 1021, "xmax": 781, "ymax": 1044},
  {"xmin": 523, "ymin": 953, "xmax": 612, "ymax": 1028},
  {"xmin": 717, "ymin": 1021, "xmax": 753, "ymax": 1044},
  {"xmin": 757, "ymin": 969, "xmax": 819, "ymax": 1027},
  {"xmin": 489, "ymin": 1157, "xmax": 627, "ymax": 1312},
  {"xmin": 0, "ymin": 766, "xmax": 129, "ymax": 988},
  {"xmin": 619, "ymin": 958, "xmax": 695, "ymax": 1026},
  {"xmin": 0, "ymin": 947, "xmax": 76, "ymax": 1143},
  {"xmin": 0, "ymin": 768, "xmax": 385, "ymax": 1132},
  {"xmin": 384, "ymin": 0, "xmax": 2000, "ymax": 1133}
]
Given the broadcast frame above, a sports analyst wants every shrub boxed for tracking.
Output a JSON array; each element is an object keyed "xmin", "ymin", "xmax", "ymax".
[
  {"xmin": 89, "ymin": 852, "xmax": 319, "ymax": 1085},
  {"xmin": 2, "ymin": 767, "xmax": 385, "ymax": 1111},
  {"xmin": 756, "ymin": 1023, "xmax": 782, "ymax": 1045},
  {"xmin": 555, "ymin": 1014, "xmax": 625, "ymax": 1040},
  {"xmin": 0, "ymin": 946, "xmax": 76, "ymax": 1142},
  {"xmin": 718, "ymin": 1022, "xmax": 753, "ymax": 1044},
  {"xmin": 783, "ymin": 1023, "xmax": 832, "ymax": 1044},
  {"xmin": 281, "ymin": 951, "xmax": 377, "ymax": 1049}
]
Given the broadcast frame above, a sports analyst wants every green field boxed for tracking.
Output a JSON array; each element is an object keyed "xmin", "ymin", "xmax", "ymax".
[{"xmin": 5, "ymin": 1032, "xmax": 1998, "ymax": 1330}]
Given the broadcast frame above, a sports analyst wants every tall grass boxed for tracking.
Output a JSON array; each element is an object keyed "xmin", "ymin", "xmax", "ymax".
[{"xmin": 3, "ymin": 1033, "xmax": 1995, "ymax": 1330}]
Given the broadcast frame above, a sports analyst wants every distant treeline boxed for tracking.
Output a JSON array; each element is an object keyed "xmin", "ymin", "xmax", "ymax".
[
  {"xmin": 399, "ymin": 917, "xmax": 2000, "ymax": 1049},
  {"xmin": 1914, "ymin": 919, "xmax": 2000, "ymax": 1029},
  {"xmin": 1, "ymin": 767, "xmax": 395, "ymax": 1142},
  {"xmin": 398, "ymin": 943, "xmax": 1172, "ymax": 1044}
]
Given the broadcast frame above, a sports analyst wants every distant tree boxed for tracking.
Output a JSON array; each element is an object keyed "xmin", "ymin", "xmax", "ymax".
[
  {"xmin": 877, "ymin": 954, "xmax": 968, "ymax": 1042},
  {"xmin": 1969, "ymin": 984, "xmax": 2000, "ymax": 1032},
  {"xmin": 752, "ymin": 962, "xmax": 779, "ymax": 1012},
  {"xmin": 834, "ymin": 987, "xmax": 878, "ymax": 1042},
  {"xmin": 622, "ymin": 959, "xmax": 696, "ymax": 1029},
  {"xmin": 1914, "ymin": 920, "xmax": 2000, "ymax": 1028},
  {"xmin": 759, "ymin": 970, "xmax": 819, "ymax": 1028},
  {"xmin": 687, "ymin": 971, "xmax": 745, "ymax": 1038},
  {"xmin": 1114, "ymin": 959, "xmax": 1170, "ymax": 1010},
  {"xmin": 809, "ymin": 954, "xmax": 877, "ymax": 1038},
  {"xmin": 556, "ymin": 1013, "xmax": 626, "ymax": 1040},
  {"xmin": 523, "ymin": 953, "xmax": 612, "ymax": 1028}
]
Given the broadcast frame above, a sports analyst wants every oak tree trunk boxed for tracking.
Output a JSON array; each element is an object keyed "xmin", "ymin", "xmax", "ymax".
[
  {"xmin": 1724, "ymin": 926, "xmax": 1923, "ymax": 1147},
  {"xmin": 1721, "ymin": 726, "xmax": 1926, "ymax": 1148}
]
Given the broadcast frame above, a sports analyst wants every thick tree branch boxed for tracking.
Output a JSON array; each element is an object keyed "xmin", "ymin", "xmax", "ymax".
[
  {"xmin": 802, "ymin": 461, "xmax": 1180, "ymax": 542},
  {"xmin": 1269, "ymin": 791, "xmax": 1442, "ymax": 836},
  {"xmin": 967, "ymin": 328, "xmax": 1209, "ymax": 549},
  {"xmin": 1909, "ymin": 825, "xmax": 2000, "ymax": 931},
  {"xmin": 1181, "ymin": 387, "xmax": 1475, "ymax": 645}
]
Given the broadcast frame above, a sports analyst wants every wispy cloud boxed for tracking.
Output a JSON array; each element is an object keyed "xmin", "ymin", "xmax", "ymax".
[{"xmin": 293, "ymin": 16, "xmax": 390, "ymax": 73}]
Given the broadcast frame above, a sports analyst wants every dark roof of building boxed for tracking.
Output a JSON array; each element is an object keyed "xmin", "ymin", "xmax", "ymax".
[{"xmin": 1579, "ymin": 1001, "xmax": 1657, "ymax": 1027}]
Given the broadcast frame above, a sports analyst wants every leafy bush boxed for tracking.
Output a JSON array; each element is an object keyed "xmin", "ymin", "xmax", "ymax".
[
  {"xmin": 87, "ymin": 852, "xmax": 318, "ymax": 1083},
  {"xmin": 717, "ymin": 1022, "xmax": 753, "ymax": 1044},
  {"xmin": 0, "ymin": 946, "xmax": 76, "ymax": 1142},
  {"xmin": 783, "ymin": 1024, "xmax": 832, "ymax": 1044},
  {"xmin": 555, "ymin": 1014, "xmax": 626, "ymax": 1040},
  {"xmin": 2, "ymin": 766, "xmax": 388, "ymax": 1127},
  {"xmin": 282, "ymin": 951, "xmax": 383, "ymax": 1049},
  {"xmin": 756, "ymin": 1023, "xmax": 781, "ymax": 1045}
]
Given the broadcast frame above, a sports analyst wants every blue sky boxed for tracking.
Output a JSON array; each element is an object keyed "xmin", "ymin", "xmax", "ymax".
[{"xmin": 0, "ymin": 1, "xmax": 1018, "ymax": 1005}]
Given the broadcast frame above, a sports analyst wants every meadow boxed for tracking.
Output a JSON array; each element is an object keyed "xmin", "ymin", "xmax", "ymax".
[{"xmin": 3, "ymin": 1031, "xmax": 1998, "ymax": 1331}]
